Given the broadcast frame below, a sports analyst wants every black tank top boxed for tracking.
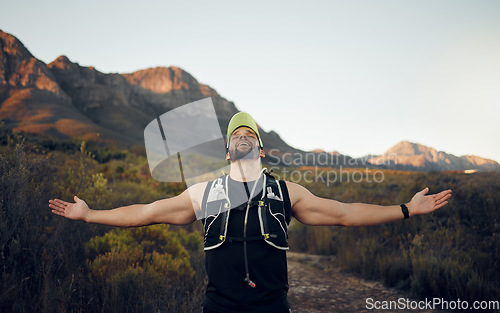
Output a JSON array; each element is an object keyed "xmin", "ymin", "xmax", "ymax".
[{"xmin": 202, "ymin": 176, "xmax": 292, "ymax": 313}]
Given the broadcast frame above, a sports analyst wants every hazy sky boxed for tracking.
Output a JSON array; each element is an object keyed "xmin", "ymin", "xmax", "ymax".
[{"xmin": 2, "ymin": 0, "xmax": 500, "ymax": 162}]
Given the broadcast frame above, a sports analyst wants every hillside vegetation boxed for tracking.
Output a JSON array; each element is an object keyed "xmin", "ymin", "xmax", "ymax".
[
  {"xmin": 286, "ymin": 167, "xmax": 500, "ymax": 310},
  {"xmin": 1, "ymin": 128, "xmax": 498, "ymax": 312}
]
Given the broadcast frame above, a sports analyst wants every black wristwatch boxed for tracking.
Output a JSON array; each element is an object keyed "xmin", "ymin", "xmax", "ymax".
[{"xmin": 400, "ymin": 204, "xmax": 410, "ymax": 219}]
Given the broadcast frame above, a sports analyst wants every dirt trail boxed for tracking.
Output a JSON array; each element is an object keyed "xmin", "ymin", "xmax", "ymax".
[{"xmin": 287, "ymin": 252, "xmax": 437, "ymax": 313}]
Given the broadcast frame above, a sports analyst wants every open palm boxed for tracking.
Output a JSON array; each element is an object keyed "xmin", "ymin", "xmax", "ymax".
[
  {"xmin": 49, "ymin": 196, "xmax": 89, "ymax": 221},
  {"xmin": 409, "ymin": 187, "xmax": 452, "ymax": 216}
]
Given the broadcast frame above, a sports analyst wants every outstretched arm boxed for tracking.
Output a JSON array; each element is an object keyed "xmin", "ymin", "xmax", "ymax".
[
  {"xmin": 49, "ymin": 182, "xmax": 207, "ymax": 227},
  {"xmin": 287, "ymin": 182, "xmax": 452, "ymax": 227}
]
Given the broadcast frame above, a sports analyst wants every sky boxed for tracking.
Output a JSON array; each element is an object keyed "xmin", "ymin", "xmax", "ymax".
[{"xmin": 2, "ymin": 0, "xmax": 500, "ymax": 162}]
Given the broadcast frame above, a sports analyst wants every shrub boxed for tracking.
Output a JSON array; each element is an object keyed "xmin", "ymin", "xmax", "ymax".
[{"xmin": 86, "ymin": 225, "xmax": 204, "ymax": 313}]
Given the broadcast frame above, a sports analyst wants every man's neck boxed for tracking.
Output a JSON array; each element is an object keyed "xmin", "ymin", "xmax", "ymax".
[{"xmin": 229, "ymin": 159, "xmax": 262, "ymax": 182}]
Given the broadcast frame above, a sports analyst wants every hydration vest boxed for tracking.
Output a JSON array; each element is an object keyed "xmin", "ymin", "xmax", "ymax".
[{"xmin": 202, "ymin": 171, "xmax": 289, "ymax": 251}]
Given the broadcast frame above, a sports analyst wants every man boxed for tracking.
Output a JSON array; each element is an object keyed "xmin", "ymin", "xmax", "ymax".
[{"xmin": 49, "ymin": 112, "xmax": 452, "ymax": 313}]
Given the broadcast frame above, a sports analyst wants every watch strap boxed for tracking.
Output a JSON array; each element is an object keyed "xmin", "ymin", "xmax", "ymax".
[{"xmin": 400, "ymin": 204, "xmax": 410, "ymax": 219}]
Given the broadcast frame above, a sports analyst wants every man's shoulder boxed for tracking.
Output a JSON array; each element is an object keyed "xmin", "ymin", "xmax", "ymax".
[
  {"xmin": 279, "ymin": 180, "xmax": 312, "ymax": 209},
  {"xmin": 186, "ymin": 181, "xmax": 209, "ymax": 203},
  {"xmin": 281, "ymin": 180, "xmax": 299, "ymax": 190},
  {"xmin": 187, "ymin": 181, "xmax": 209, "ymax": 193}
]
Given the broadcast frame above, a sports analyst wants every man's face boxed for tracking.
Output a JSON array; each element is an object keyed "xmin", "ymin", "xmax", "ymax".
[{"xmin": 228, "ymin": 127, "xmax": 260, "ymax": 161}]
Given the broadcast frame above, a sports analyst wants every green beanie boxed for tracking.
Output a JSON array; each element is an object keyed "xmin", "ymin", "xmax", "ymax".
[{"xmin": 226, "ymin": 112, "xmax": 263, "ymax": 148}]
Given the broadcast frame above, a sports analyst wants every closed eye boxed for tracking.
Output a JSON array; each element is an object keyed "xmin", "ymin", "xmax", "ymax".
[{"xmin": 231, "ymin": 131, "xmax": 256, "ymax": 139}]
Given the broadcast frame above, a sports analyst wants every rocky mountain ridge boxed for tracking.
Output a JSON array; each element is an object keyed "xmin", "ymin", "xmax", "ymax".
[
  {"xmin": 1, "ymin": 30, "xmax": 498, "ymax": 172},
  {"xmin": 0, "ymin": 30, "xmax": 297, "ymax": 154},
  {"xmin": 366, "ymin": 141, "xmax": 499, "ymax": 171}
]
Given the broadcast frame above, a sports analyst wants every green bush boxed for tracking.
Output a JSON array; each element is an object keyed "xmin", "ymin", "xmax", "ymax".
[{"xmin": 86, "ymin": 225, "xmax": 204, "ymax": 313}]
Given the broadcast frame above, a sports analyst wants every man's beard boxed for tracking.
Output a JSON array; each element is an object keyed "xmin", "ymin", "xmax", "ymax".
[{"xmin": 229, "ymin": 145, "xmax": 260, "ymax": 161}]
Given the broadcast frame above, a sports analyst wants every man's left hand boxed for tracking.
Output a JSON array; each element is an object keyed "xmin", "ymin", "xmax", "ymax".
[{"xmin": 407, "ymin": 188, "xmax": 452, "ymax": 216}]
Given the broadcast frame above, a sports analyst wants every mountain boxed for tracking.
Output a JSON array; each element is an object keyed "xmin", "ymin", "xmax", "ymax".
[
  {"xmin": 367, "ymin": 141, "xmax": 500, "ymax": 172},
  {"xmin": 0, "ymin": 30, "xmax": 298, "ymax": 154},
  {"xmin": 1, "ymin": 30, "xmax": 498, "ymax": 172}
]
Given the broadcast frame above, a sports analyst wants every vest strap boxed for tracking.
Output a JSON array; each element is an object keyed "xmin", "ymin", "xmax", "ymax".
[
  {"xmin": 228, "ymin": 235, "xmax": 262, "ymax": 242},
  {"xmin": 231, "ymin": 200, "xmax": 262, "ymax": 211}
]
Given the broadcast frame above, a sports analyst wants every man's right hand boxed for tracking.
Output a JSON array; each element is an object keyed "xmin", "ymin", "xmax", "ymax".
[{"xmin": 49, "ymin": 196, "xmax": 90, "ymax": 221}]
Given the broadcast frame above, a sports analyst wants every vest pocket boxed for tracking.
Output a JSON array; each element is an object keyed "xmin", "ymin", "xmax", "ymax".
[
  {"xmin": 204, "ymin": 200, "xmax": 228, "ymax": 249},
  {"xmin": 265, "ymin": 198, "xmax": 288, "ymax": 247}
]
